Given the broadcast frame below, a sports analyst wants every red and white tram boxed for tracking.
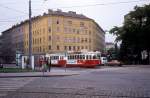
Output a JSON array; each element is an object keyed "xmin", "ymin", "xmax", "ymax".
[{"xmin": 46, "ymin": 51, "xmax": 101, "ymax": 68}]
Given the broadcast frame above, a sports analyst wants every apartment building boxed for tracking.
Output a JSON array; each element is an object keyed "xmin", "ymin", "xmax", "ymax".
[{"xmin": 1, "ymin": 9, "xmax": 105, "ymax": 62}]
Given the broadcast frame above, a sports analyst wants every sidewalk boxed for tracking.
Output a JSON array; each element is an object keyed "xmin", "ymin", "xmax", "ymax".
[
  {"xmin": 0, "ymin": 68, "xmax": 80, "ymax": 78},
  {"xmin": 0, "ymin": 65, "xmax": 140, "ymax": 78}
]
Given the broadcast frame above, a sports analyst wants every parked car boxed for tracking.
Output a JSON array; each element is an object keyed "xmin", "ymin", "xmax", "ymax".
[
  {"xmin": 107, "ymin": 60, "xmax": 122, "ymax": 66},
  {"xmin": 100, "ymin": 57, "xmax": 108, "ymax": 65}
]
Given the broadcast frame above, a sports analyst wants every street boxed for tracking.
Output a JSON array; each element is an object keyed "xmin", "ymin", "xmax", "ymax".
[{"xmin": 1, "ymin": 65, "xmax": 150, "ymax": 98}]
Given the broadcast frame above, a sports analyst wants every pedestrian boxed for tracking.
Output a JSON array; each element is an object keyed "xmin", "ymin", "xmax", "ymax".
[
  {"xmin": 41, "ymin": 58, "xmax": 47, "ymax": 76},
  {"xmin": 44, "ymin": 57, "xmax": 47, "ymax": 72},
  {"xmin": 41, "ymin": 60, "xmax": 45, "ymax": 75},
  {"xmin": 39, "ymin": 57, "xmax": 43, "ymax": 65},
  {"xmin": 47, "ymin": 58, "xmax": 51, "ymax": 72}
]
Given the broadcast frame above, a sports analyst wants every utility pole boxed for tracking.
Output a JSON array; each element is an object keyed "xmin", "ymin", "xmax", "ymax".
[{"xmin": 29, "ymin": 0, "xmax": 32, "ymax": 69}]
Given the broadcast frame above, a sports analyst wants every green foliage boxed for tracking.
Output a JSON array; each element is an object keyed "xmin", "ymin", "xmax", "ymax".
[
  {"xmin": 0, "ymin": 68, "xmax": 36, "ymax": 73},
  {"xmin": 109, "ymin": 4, "xmax": 150, "ymax": 64},
  {"xmin": 107, "ymin": 43, "xmax": 119, "ymax": 61}
]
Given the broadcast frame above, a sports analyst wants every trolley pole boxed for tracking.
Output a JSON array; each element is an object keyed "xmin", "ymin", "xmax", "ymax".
[{"xmin": 29, "ymin": 0, "xmax": 32, "ymax": 69}]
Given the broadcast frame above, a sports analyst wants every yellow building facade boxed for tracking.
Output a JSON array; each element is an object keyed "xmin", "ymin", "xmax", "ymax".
[
  {"xmin": 23, "ymin": 10, "xmax": 105, "ymax": 55},
  {"xmin": 1, "ymin": 10, "xmax": 105, "ymax": 59}
]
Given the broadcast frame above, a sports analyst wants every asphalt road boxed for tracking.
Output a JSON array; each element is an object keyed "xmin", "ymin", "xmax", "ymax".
[{"xmin": 1, "ymin": 65, "xmax": 150, "ymax": 98}]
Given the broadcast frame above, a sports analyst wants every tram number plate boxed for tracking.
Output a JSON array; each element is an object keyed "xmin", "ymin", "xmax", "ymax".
[
  {"xmin": 67, "ymin": 60, "xmax": 77, "ymax": 64},
  {"xmin": 51, "ymin": 60, "xmax": 58, "ymax": 64}
]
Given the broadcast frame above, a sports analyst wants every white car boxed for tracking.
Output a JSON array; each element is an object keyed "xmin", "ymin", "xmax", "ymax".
[
  {"xmin": 101, "ymin": 57, "xmax": 108, "ymax": 65},
  {"xmin": 107, "ymin": 60, "xmax": 123, "ymax": 66}
]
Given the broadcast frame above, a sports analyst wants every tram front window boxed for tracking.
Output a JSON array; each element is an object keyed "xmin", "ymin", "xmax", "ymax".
[
  {"xmin": 93, "ymin": 55, "xmax": 96, "ymax": 59},
  {"xmin": 97, "ymin": 55, "xmax": 101, "ymax": 59}
]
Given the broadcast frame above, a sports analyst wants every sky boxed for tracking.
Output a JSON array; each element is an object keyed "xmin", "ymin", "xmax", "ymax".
[{"xmin": 0, "ymin": 0, "xmax": 149, "ymax": 43}]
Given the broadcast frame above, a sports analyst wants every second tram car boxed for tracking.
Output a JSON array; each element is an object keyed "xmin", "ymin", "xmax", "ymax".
[{"xmin": 46, "ymin": 51, "xmax": 101, "ymax": 68}]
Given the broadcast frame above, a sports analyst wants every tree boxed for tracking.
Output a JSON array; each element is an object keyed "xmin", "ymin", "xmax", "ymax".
[{"xmin": 109, "ymin": 4, "xmax": 150, "ymax": 64}]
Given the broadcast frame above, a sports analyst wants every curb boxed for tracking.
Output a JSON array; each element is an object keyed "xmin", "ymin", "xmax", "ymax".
[{"xmin": 0, "ymin": 73, "xmax": 79, "ymax": 78}]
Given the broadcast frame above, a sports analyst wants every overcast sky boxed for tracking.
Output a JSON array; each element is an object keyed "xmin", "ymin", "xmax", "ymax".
[{"xmin": 0, "ymin": 0, "xmax": 149, "ymax": 42}]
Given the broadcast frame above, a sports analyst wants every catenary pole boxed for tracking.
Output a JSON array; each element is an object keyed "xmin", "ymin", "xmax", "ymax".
[{"xmin": 29, "ymin": 0, "xmax": 32, "ymax": 69}]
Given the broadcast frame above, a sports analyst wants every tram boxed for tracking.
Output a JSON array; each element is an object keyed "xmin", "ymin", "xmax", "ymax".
[{"xmin": 46, "ymin": 51, "xmax": 101, "ymax": 68}]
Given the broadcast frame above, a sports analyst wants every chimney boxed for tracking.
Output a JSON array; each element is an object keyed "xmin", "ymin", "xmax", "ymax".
[
  {"xmin": 57, "ymin": 9, "xmax": 62, "ymax": 12},
  {"xmin": 48, "ymin": 9, "xmax": 53, "ymax": 14},
  {"xmin": 68, "ymin": 11, "xmax": 76, "ymax": 14}
]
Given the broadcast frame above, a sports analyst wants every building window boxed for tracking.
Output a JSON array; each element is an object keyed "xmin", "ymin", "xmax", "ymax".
[
  {"xmin": 49, "ymin": 45, "xmax": 51, "ymax": 50},
  {"xmin": 48, "ymin": 36, "xmax": 51, "ymax": 41},
  {"xmin": 38, "ymin": 31, "xmax": 40, "ymax": 35},
  {"xmin": 40, "ymin": 47, "xmax": 41, "ymax": 52},
  {"xmin": 64, "ymin": 46, "xmax": 67, "ymax": 50},
  {"xmin": 85, "ymin": 46, "xmax": 88, "ymax": 49},
  {"xmin": 85, "ymin": 38, "xmax": 87, "ymax": 42},
  {"xmin": 57, "ymin": 45, "xmax": 60, "ymax": 50},
  {"xmin": 77, "ymin": 29, "xmax": 79, "ymax": 34},
  {"xmin": 80, "ymin": 22, "xmax": 84, "ymax": 27},
  {"xmin": 68, "ymin": 20, "xmax": 72, "ymax": 25},
  {"xmin": 40, "ymin": 38, "xmax": 41, "ymax": 44},
  {"xmin": 89, "ymin": 30, "xmax": 91, "ymax": 35},
  {"xmin": 81, "ymin": 38, "xmax": 84, "ymax": 43},
  {"xmin": 81, "ymin": 46, "xmax": 84, "ymax": 49},
  {"xmin": 69, "ymin": 46, "xmax": 71, "ymax": 51},
  {"xmin": 56, "ymin": 20, "xmax": 59, "ymax": 24},
  {"xmin": 33, "ymin": 31, "xmax": 34, "ymax": 35},
  {"xmin": 48, "ymin": 27, "xmax": 51, "ymax": 33}
]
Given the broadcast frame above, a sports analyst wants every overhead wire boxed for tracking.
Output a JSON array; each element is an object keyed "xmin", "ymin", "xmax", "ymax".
[
  {"xmin": 0, "ymin": 20, "xmax": 20, "ymax": 23},
  {"xmin": 0, "ymin": 0, "xmax": 149, "ymax": 23},
  {"xmin": 0, "ymin": 15, "xmax": 28, "ymax": 20},
  {"xmin": 0, "ymin": 4, "xmax": 28, "ymax": 15},
  {"xmin": 33, "ymin": 0, "xmax": 149, "ymax": 10},
  {"xmin": 54, "ymin": 0, "xmax": 149, "ymax": 9},
  {"xmin": 0, "ymin": 0, "xmax": 148, "ymax": 14}
]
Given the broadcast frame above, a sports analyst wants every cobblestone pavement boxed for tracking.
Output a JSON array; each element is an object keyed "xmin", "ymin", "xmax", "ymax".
[
  {"xmin": 2, "ymin": 65, "xmax": 150, "ymax": 98},
  {"xmin": 0, "ymin": 77, "xmax": 37, "ymax": 97}
]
